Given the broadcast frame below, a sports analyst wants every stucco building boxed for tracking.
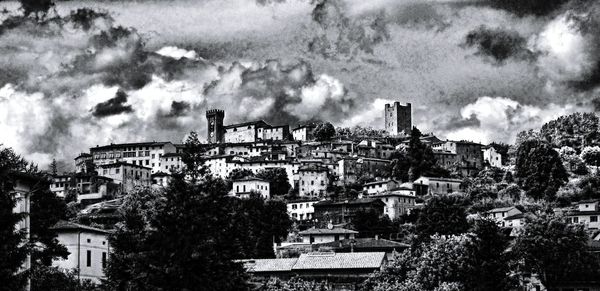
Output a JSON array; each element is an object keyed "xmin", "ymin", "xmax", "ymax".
[
  {"xmin": 298, "ymin": 164, "xmax": 329, "ymax": 198},
  {"xmin": 231, "ymin": 177, "xmax": 271, "ymax": 199},
  {"xmin": 90, "ymin": 141, "xmax": 177, "ymax": 174}
]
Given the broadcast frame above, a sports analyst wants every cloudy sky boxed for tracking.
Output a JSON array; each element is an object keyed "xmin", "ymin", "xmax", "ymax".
[{"xmin": 0, "ymin": 0, "xmax": 599, "ymax": 168}]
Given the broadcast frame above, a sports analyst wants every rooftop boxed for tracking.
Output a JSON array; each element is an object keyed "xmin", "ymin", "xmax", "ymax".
[
  {"xmin": 91, "ymin": 141, "xmax": 172, "ymax": 151},
  {"xmin": 363, "ymin": 180, "xmax": 399, "ymax": 186},
  {"xmin": 293, "ymin": 252, "xmax": 386, "ymax": 270},
  {"xmin": 316, "ymin": 238, "xmax": 410, "ymax": 250},
  {"xmin": 314, "ymin": 198, "xmax": 385, "ymax": 207},
  {"xmin": 224, "ymin": 120, "xmax": 270, "ymax": 129},
  {"xmin": 51, "ymin": 220, "xmax": 111, "ymax": 234},
  {"xmin": 233, "ymin": 177, "xmax": 269, "ymax": 183},
  {"xmin": 299, "ymin": 227, "xmax": 359, "ymax": 235}
]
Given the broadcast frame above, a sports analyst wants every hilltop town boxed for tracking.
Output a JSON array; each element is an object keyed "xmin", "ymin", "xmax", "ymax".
[{"xmin": 5, "ymin": 101, "xmax": 600, "ymax": 291}]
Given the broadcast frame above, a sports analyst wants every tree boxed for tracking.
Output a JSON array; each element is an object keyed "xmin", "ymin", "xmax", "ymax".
[
  {"xmin": 256, "ymin": 168, "xmax": 291, "ymax": 196},
  {"xmin": 515, "ymin": 140, "xmax": 568, "ymax": 201},
  {"xmin": 263, "ymin": 276, "xmax": 331, "ymax": 291},
  {"xmin": 407, "ymin": 127, "xmax": 438, "ymax": 181},
  {"xmin": 225, "ymin": 168, "xmax": 254, "ymax": 190},
  {"xmin": 180, "ymin": 131, "xmax": 209, "ymax": 183},
  {"xmin": 415, "ymin": 195, "xmax": 470, "ymax": 246},
  {"xmin": 539, "ymin": 112, "xmax": 600, "ymax": 152},
  {"xmin": 390, "ymin": 150, "xmax": 410, "ymax": 182},
  {"xmin": 313, "ymin": 122, "xmax": 336, "ymax": 141},
  {"xmin": 0, "ymin": 148, "xmax": 32, "ymax": 290},
  {"xmin": 512, "ymin": 214, "xmax": 600, "ymax": 285},
  {"xmin": 30, "ymin": 185, "xmax": 69, "ymax": 266},
  {"xmin": 580, "ymin": 146, "xmax": 600, "ymax": 170},
  {"xmin": 351, "ymin": 209, "xmax": 395, "ymax": 239},
  {"xmin": 50, "ymin": 158, "xmax": 57, "ymax": 176},
  {"xmin": 558, "ymin": 146, "xmax": 587, "ymax": 175},
  {"xmin": 30, "ymin": 265, "xmax": 97, "ymax": 291}
]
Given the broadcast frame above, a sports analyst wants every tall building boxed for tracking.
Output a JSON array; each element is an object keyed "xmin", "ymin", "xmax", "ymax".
[
  {"xmin": 206, "ymin": 109, "xmax": 225, "ymax": 143},
  {"xmin": 384, "ymin": 102, "xmax": 412, "ymax": 136}
]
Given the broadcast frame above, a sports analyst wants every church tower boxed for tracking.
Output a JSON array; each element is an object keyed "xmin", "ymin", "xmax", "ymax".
[{"xmin": 206, "ymin": 109, "xmax": 224, "ymax": 143}]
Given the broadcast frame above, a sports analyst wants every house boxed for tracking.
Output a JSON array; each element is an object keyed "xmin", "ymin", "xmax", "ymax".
[
  {"xmin": 313, "ymin": 198, "xmax": 385, "ymax": 224},
  {"xmin": 298, "ymin": 164, "xmax": 329, "ymax": 198},
  {"xmin": 371, "ymin": 189, "xmax": 417, "ymax": 220},
  {"xmin": 159, "ymin": 152, "xmax": 183, "ymax": 173},
  {"xmin": 431, "ymin": 140, "xmax": 484, "ymax": 177},
  {"xmin": 485, "ymin": 206, "xmax": 523, "ymax": 227},
  {"xmin": 51, "ymin": 221, "xmax": 111, "ymax": 284},
  {"xmin": 11, "ymin": 172, "xmax": 36, "ymax": 290},
  {"xmin": 151, "ymin": 172, "xmax": 171, "ymax": 187},
  {"xmin": 358, "ymin": 157, "xmax": 391, "ymax": 178},
  {"xmin": 287, "ymin": 199, "xmax": 318, "ymax": 221},
  {"xmin": 566, "ymin": 200, "xmax": 600, "ymax": 230},
  {"xmin": 74, "ymin": 153, "xmax": 94, "ymax": 173},
  {"xmin": 298, "ymin": 227, "xmax": 358, "ymax": 244},
  {"xmin": 314, "ymin": 238, "xmax": 410, "ymax": 260},
  {"xmin": 242, "ymin": 252, "xmax": 387, "ymax": 284},
  {"xmin": 50, "ymin": 174, "xmax": 72, "ymax": 198},
  {"xmin": 98, "ymin": 162, "xmax": 152, "ymax": 194},
  {"xmin": 413, "ymin": 176, "xmax": 463, "ymax": 196},
  {"xmin": 292, "ymin": 124, "xmax": 316, "ymax": 141},
  {"xmin": 482, "ymin": 146, "xmax": 502, "ymax": 168},
  {"xmin": 362, "ymin": 179, "xmax": 400, "ymax": 196},
  {"xmin": 222, "ymin": 120, "xmax": 289, "ymax": 143},
  {"xmin": 231, "ymin": 177, "xmax": 270, "ymax": 199},
  {"xmin": 90, "ymin": 141, "xmax": 177, "ymax": 174},
  {"xmin": 337, "ymin": 157, "xmax": 359, "ymax": 185}
]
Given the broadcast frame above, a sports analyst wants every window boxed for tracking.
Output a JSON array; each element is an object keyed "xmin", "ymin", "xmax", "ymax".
[
  {"xmin": 102, "ymin": 252, "xmax": 107, "ymax": 269},
  {"xmin": 86, "ymin": 250, "xmax": 92, "ymax": 267},
  {"xmin": 573, "ymin": 217, "xmax": 579, "ymax": 223},
  {"xmin": 87, "ymin": 238, "xmax": 91, "ymax": 243},
  {"xmin": 591, "ymin": 216, "xmax": 598, "ymax": 222},
  {"xmin": 116, "ymin": 168, "xmax": 120, "ymax": 174},
  {"xmin": 146, "ymin": 160, "xmax": 149, "ymax": 165},
  {"xmin": 152, "ymin": 154, "xmax": 155, "ymax": 159}
]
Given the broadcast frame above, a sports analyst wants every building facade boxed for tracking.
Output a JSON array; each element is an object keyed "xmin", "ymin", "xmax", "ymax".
[
  {"xmin": 413, "ymin": 176, "xmax": 463, "ymax": 196},
  {"xmin": 287, "ymin": 200, "xmax": 318, "ymax": 221},
  {"xmin": 298, "ymin": 165, "xmax": 329, "ymax": 198},
  {"xmin": 231, "ymin": 178, "xmax": 271, "ymax": 199},
  {"xmin": 206, "ymin": 109, "xmax": 225, "ymax": 143},
  {"xmin": 90, "ymin": 142, "xmax": 177, "ymax": 174},
  {"xmin": 98, "ymin": 162, "xmax": 152, "ymax": 194}
]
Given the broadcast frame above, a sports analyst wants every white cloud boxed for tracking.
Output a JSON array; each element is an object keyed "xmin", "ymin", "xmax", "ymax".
[{"xmin": 156, "ymin": 46, "xmax": 200, "ymax": 60}]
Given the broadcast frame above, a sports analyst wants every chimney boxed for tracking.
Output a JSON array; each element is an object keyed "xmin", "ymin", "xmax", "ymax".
[{"xmin": 375, "ymin": 235, "xmax": 379, "ymax": 240}]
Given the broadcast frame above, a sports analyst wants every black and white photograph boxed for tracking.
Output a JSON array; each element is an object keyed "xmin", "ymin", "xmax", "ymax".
[{"xmin": 1, "ymin": 0, "xmax": 600, "ymax": 290}]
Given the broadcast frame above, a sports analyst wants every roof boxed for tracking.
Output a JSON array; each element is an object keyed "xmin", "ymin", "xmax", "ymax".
[
  {"xmin": 292, "ymin": 124, "xmax": 317, "ymax": 131},
  {"xmin": 75, "ymin": 153, "xmax": 92, "ymax": 159},
  {"xmin": 314, "ymin": 198, "xmax": 385, "ymax": 207},
  {"xmin": 487, "ymin": 206, "xmax": 518, "ymax": 213},
  {"xmin": 293, "ymin": 252, "xmax": 385, "ymax": 270},
  {"xmin": 91, "ymin": 141, "xmax": 172, "ymax": 151},
  {"xmin": 316, "ymin": 238, "xmax": 410, "ymax": 250},
  {"xmin": 415, "ymin": 176, "xmax": 463, "ymax": 183},
  {"xmin": 566, "ymin": 210, "xmax": 600, "ymax": 216},
  {"xmin": 233, "ymin": 177, "xmax": 269, "ymax": 183},
  {"xmin": 223, "ymin": 120, "xmax": 270, "ymax": 129},
  {"xmin": 363, "ymin": 180, "xmax": 398, "ymax": 186},
  {"xmin": 299, "ymin": 227, "xmax": 358, "ymax": 235},
  {"xmin": 298, "ymin": 164, "xmax": 329, "ymax": 172},
  {"xmin": 371, "ymin": 190, "xmax": 416, "ymax": 198},
  {"xmin": 578, "ymin": 199, "xmax": 600, "ymax": 204},
  {"xmin": 161, "ymin": 153, "xmax": 181, "ymax": 158},
  {"xmin": 244, "ymin": 258, "xmax": 298, "ymax": 272},
  {"xmin": 504, "ymin": 213, "xmax": 525, "ymax": 220},
  {"xmin": 51, "ymin": 220, "xmax": 111, "ymax": 234},
  {"xmin": 151, "ymin": 171, "xmax": 171, "ymax": 177}
]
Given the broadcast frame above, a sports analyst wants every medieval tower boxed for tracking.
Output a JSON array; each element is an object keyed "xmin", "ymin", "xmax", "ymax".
[
  {"xmin": 206, "ymin": 109, "xmax": 224, "ymax": 143},
  {"xmin": 384, "ymin": 102, "xmax": 412, "ymax": 136}
]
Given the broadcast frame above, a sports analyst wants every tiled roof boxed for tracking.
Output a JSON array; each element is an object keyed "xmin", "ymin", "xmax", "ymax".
[
  {"xmin": 314, "ymin": 198, "xmax": 385, "ymax": 207},
  {"xmin": 91, "ymin": 141, "xmax": 171, "ymax": 151},
  {"xmin": 51, "ymin": 220, "xmax": 111, "ymax": 234},
  {"xmin": 293, "ymin": 252, "xmax": 385, "ymax": 270},
  {"xmin": 299, "ymin": 227, "xmax": 358, "ymax": 235},
  {"xmin": 316, "ymin": 238, "xmax": 409, "ymax": 250},
  {"xmin": 504, "ymin": 213, "xmax": 525, "ymax": 220},
  {"xmin": 363, "ymin": 180, "xmax": 398, "ymax": 186},
  {"xmin": 245, "ymin": 258, "xmax": 298, "ymax": 272},
  {"xmin": 223, "ymin": 120, "xmax": 270, "ymax": 129}
]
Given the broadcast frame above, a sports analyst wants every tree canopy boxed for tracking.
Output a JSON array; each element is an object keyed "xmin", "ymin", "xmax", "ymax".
[{"xmin": 515, "ymin": 140, "xmax": 568, "ymax": 201}]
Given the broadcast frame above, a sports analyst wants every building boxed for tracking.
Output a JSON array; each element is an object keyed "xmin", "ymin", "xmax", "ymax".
[
  {"xmin": 75, "ymin": 153, "xmax": 94, "ymax": 173},
  {"xmin": 287, "ymin": 199, "xmax": 318, "ymax": 221},
  {"xmin": 242, "ymin": 252, "xmax": 387, "ymax": 284},
  {"xmin": 151, "ymin": 172, "xmax": 172, "ymax": 187},
  {"xmin": 315, "ymin": 238, "xmax": 409, "ymax": 260},
  {"xmin": 292, "ymin": 124, "xmax": 316, "ymax": 141},
  {"xmin": 372, "ymin": 189, "xmax": 417, "ymax": 220},
  {"xmin": 483, "ymin": 146, "xmax": 502, "ymax": 168},
  {"xmin": 90, "ymin": 141, "xmax": 177, "ymax": 174},
  {"xmin": 98, "ymin": 162, "xmax": 152, "ymax": 194},
  {"xmin": 12, "ymin": 172, "xmax": 35, "ymax": 290},
  {"xmin": 206, "ymin": 109, "xmax": 225, "ymax": 143},
  {"xmin": 298, "ymin": 227, "xmax": 358, "ymax": 244},
  {"xmin": 413, "ymin": 176, "xmax": 463, "ymax": 196},
  {"xmin": 51, "ymin": 221, "xmax": 111, "ymax": 284},
  {"xmin": 358, "ymin": 157, "xmax": 391, "ymax": 178},
  {"xmin": 159, "ymin": 153, "xmax": 183, "ymax": 173},
  {"xmin": 50, "ymin": 175, "xmax": 71, "ymax": 198},
  {"xmin": 432, "ymin": 140, "xmax": 483, "ymax": 177},
  {"xmin": 566, "ymin": 200, "xmax": 600, "ymax": 230},
  {"xmin": 384, "ymin": 102, "xmax": 412, "ymax": 136},
  {"xmin": 337, "ymin": 157, "xmax": 359, "ymax": 185},
  {"xmin": 362, "ymin": 179, "xmax": 400, "ymax": 196},
  {"xmin": 72, "ymin": 173, "xmax": 119, "ymax": 203},
  {"xmin": 313, "ymin": 198, "xmax": 385, "ymax": 224},
  {"xmin": 231, "ymin": 177, "xmax": 271, "ymax": 199},
  {"xmin": 298, "ymin": 164, "xmax": 329, "ymax": 198},
  {"xmin": 222, "ymin": 119, "xmax": 289, "ymax": 144},
  {"xmin": 485, "ymin": 206, "xmax": 523, "ymax": 227}
]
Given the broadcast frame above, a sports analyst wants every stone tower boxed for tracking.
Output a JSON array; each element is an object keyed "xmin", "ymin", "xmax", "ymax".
[
  {"xmin": 206, "ymin": 109, "xmax": 224, "ymax": 143},
  {"xmin": 384, "ymin": 102, "xmax": 412, "ymax": 136}
]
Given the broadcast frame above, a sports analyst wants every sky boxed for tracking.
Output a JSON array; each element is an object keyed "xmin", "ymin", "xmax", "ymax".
[{"xmin": 0, "ymin": 0, "xmax": 600, "ymax": 169}]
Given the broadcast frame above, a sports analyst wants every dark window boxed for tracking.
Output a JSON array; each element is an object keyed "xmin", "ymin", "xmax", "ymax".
[
  {"xmin": 591, "ymin": 216, "xmax": 598, "ymax": 222},
  {"xmin": 86, "ymin": 250, "xmax": 92, "ymax": 267},
  {"xmin": 102, "ymin": 252, "xmax": 107, "ymax": 269}
]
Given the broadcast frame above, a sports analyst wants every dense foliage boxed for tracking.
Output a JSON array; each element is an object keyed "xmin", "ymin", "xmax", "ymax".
[
  {"xmin": 256, "ymin": 168, "xmax": 291, "ymax": 196},
  {"xmin": 539, "ymin": 113, "xmax": 600, "ymax": 152},
  {"xmin": 515, "ymin": 140, "xmax": 568, "ymax": 201}
]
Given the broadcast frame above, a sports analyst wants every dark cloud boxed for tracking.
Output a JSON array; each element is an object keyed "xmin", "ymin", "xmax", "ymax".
[
  {"xmin": 308, "ymin": 0, "xmax": 390, "ymax": 58},
  {"xmin": 488, "ymin": 0, "xmax": 570, "ymax": 16},
  {"xmin": 464, "ymin": 25, "xmax": 532, "ymax": 63},
  {"xmin": 91, "ymin": 89, "xmax": 133, "ymax": 118},
  {"xmin": 166, "ymin": 101, "xmax": 191, "ymax": 117}
]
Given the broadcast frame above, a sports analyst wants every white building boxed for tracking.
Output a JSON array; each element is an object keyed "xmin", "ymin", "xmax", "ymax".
[
  {"xmin": 287, "ymin": 200, "xmax": 318, "ymax": 221},
  {"xmin": 159, "ymin": 153, "xmax": 183, "ymax": 173},
  {"xmin": 362, "ymin": 179, "xmax": 400, "ymax": 196},
  {"xmin": 50, "ymin": 175, "xmax": 71, "ymax": 198},
  {"xmin": 231, "ymin": 178, "xmax": 271, "ymax": 199},
  {"xmin": 90, "ymin": 142, "xmax": 177, "ymax": 174},
  {"xmin": 292, "ymin": 125, "xmax": 315, "ymax": 141},
  {"xmin": 98, "ymin": 162, "xmax": 152, "ymax": 194},
  {"xmin": 372, "ymin": 189, "xmax": 417, "ymax": 220},
  {"xmin": 298, "ymin": 227, "xmax": 358, "ymax": 244},
  {"xmin": 413, "ymin": 176, "xmax": 463, "ymax": 195},
  {"xmin": 483, "ymin": 146, "xmax": 502, "ymax": 168},
  {"xmin": 51, "ymin": 221, "xmax": 111, "ymax": 284},
  {"xmin": 485, "ymin": 206, "xmax": 523, "ymax": 227},
  {"xmin": 566, "ymin": 200, "xmax": 600, "ymax": 230},
  {"xmin": 298, "ymin": 164, "xmax": 329, "ymax": 198}
]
